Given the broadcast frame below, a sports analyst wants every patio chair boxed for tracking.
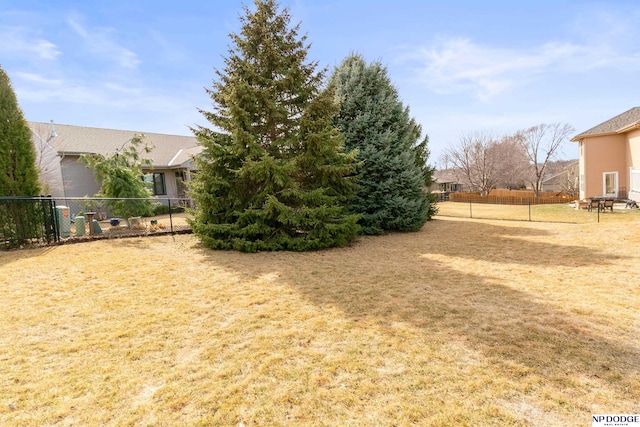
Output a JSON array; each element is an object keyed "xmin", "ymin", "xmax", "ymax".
[
  {"xmin": 576, "ymin": 200, "xmax": 589, "ymax": 209},
  {"xmin": 587, "ymin": 199, "xmax": 601, "ymax": 212},
  {"xmin": 602, "ymin": 199, "xmax": 614, "ymax": 212}
]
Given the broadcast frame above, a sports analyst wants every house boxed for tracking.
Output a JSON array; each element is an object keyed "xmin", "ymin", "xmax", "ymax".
[
  {"xmin": 430, "ymin": 169, "xmax": 464, "ymax": 200},
  {"xmin": 541, "ymin": 160, "xmax": 579, "ymax": 195},
  {"xmin": 571, "ymin": 107, "xmax": 640, "ymax": 201},
  {"xmin": 29, "ymin": 121, "xmax": 202, "ymax": 203}
]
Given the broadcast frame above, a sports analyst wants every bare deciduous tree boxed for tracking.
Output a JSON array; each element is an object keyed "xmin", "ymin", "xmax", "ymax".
[
  {"xmin": 29, "ymin": 121, "xmax": 63, "ymax": 196},
  {"xmin": 442, "ymin": 132, "xmax": 531, "ymax": 195},
  {"xmin": 560, "ymin": 171, "xmax": 579, "ymax": 198},
  {"xmin": 541, "ymin": 159, "xmax": 579, "ymax": 196},
  {"xmin": 443, "ymin": 132, "xmax": 500, "ymax": 196},
  {"xmin": 492, "ymin": 134, "xmax": 530, "ymax": 190},
  {"xmin": 517, "ymin": 123, "xmax": 574, "ymax": 196}
]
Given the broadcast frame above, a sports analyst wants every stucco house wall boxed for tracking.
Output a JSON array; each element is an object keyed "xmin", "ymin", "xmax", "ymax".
[
  {"xmin": 572, "ymin": 107, "xmax": 640, "ymax": 201},
  {"xmin": 580, "ymin": 134, "xmax": 626, "ymax": 198},
  {"xmin": 627, "ymin": 129, "xmax": 640, "ymax": 169}
]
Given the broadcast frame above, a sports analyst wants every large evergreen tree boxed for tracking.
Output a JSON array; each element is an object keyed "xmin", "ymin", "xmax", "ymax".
[
  {"xmin": 329, "ymin": 54, "xmax": 434, "ymax": 234},
  {"xmin": 189, "ymin": 0, "xmax": 359, "ymax": 252},
  {"xmin": 0, "ymin": 65, "xmax": 40, "ymax": 196}
]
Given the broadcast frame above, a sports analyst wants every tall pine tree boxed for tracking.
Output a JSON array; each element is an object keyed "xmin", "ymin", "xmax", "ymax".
[
  {"xmin": 0, "ymin": 65, "xmax": 40, "ymax": 196},
  {"xmin": 189, "ymin": 0, "xmax": 359, "ymax": 252},
  {"xmin": 329, "ymin": 54, "xmax": 434, "ymax": 234}
]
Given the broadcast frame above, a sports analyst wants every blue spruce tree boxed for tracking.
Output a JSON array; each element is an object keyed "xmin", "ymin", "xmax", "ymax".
[{"xmin": 329, "ymin": 54, "xmax": 435, "ymax": 234}]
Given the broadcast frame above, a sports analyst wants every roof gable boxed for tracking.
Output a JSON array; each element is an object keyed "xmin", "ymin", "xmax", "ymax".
[
  {"xmin": 542, "ymin": 160, "xmax": 578, "ymax": 185},
  {"xmin": 571, "ymin": 107, "xmax": 640, "ymax": 141},
  {"xmin": 433, "ymin": 169, "xmax": 461, "ymax": 183},
  {"xmin": 28, "ymin": 122, "xmax": 202, "ymax": 168}
]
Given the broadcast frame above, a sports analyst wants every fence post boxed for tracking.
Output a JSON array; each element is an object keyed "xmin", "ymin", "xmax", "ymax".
[
  {"xmin": 41, "ymin": 196, "xmax": 51, "ymax": 243},
  {"xmin": 168, "ymin": 199, "xmax": 174, "ymax": 234},
  {"xmin": 529, "ymin": 199, "xmax": 531, "ymax": 222},
  {"xmin": 469, "ymin": 200, "xmax": 473, "ymax": 218},
  {"xmin": 53, "ymin": 198, "xmax": 59, "ymax": 242}
]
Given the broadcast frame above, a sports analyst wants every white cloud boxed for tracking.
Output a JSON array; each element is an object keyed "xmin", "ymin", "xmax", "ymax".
[
  {"xmin": 408, "ymin": 38, "xmax": 588, "ymax": 101},
  {"xmin": 405, "ymin": 7, "xmax": 640, "ymax": 102},
  {"xmin": 66, "ymin": 17, "xmax": 88, "ymax": 38},
  {"xmin": 30, "ymin": 39, "xmax": 60, "ymax": 60},
  {"xmin": 147, "ymin": 30, "xmax": 190, "ymax": 64},
  {"xmin": 15, "ymin": 72, "xmax": 63, "ymax": 86},
  {"xmin": 0, "ymin": 28, "xmax": 61, "ymax": 60},
  {"xmin": 103, "ymin": 82, "xmax": 143, "ymax": 95},
  {"xmin": 66, "ymin": 15, "xmax": 141, "ymax": 69},
  {"xmin": 13, "ymin": 70, "xmax": 191, "ymax": 116}
]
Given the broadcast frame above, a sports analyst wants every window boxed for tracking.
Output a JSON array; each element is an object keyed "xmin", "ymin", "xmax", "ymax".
[
  {"xmin": 152, "ymin": 173, "xmax": 166, "ymax": 195},
  {"xmin": 603, "ymin": 171, "xmax": 618, "ymax": 196},
  {"xmin": 143, "ymin": 173, "xmax": 166, "ymax": 195},
  {"xmin": 175, "ymin": 170, "xmax": 187, "ymax": 197}
]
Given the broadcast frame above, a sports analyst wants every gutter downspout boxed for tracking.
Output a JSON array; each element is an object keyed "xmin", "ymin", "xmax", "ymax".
[{"xmin": 59, "ymin": 151, "xmax": 68, "ymax": 198}]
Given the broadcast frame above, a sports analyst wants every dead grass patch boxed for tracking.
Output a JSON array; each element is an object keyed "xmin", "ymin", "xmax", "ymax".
[{"xmin": 0, "ymin": 215, "xmax": 639, "ymax": 425}]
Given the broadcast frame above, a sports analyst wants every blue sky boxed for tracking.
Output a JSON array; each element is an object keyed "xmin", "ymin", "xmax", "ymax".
[{"xmin": 2, "ymin": 0, "xmax": 639, "ymax": 165}]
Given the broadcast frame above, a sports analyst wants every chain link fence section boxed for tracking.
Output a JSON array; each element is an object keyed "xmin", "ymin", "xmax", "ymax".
[{"xmin": 52, "ymin": 197, "xmax": 192, "ymax": 241}]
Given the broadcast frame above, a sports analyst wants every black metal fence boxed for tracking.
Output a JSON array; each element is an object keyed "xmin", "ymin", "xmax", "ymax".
[
  {"xmin": 1, "ymin": 196, "xmax": 193, "ymax": 249},
  {"xmin": 0, "ymin": 196, "xmax": 58, "ymax": 249}
]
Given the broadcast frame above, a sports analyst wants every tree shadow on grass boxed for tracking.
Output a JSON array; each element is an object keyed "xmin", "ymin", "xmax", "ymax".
[
  {"xmin": 411, "ymin": 217, "xmax": 622, "ymax": 267},
  {"xmin": 0, "ymin": 246, "xmax": 59, "ymax": 268},
  {"xmin": 194, "ymin": 218, "xmax": 639, "ymax": 412}
]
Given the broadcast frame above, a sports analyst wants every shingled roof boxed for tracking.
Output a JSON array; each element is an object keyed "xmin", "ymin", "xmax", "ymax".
[
  {"xmin": 433, "ymin": 169, "xmax": 461, "ymax": 183},
  {"xmin": 571, "ymin": 107, "xmax": 640, "ymax": 141},
  {"xmin": 28, "ymin": 121, "xmax": 201, "ymax": 168}
]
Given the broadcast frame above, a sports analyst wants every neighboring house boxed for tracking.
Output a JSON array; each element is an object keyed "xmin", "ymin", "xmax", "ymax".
[
  {"xmin": 541, "ymin": 160, "xmax": 579, "ymax": 195},
  {"xmin": 29, "ymin": 121, "xmax": 202, "ymax": 203},
  {"xmin": 571, "ymin": 107, "xmax": 640, "ymax": 201},
  {"xmin": 430, "ymin": 169, "xmax": 464, "ymax": 200}
]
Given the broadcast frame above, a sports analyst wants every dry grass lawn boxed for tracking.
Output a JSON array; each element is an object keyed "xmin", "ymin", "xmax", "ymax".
[
  {"xmin": 437, "ymin": 200, "xmax": 640, "ymax": 223},
  {"xmin": 1, "ymin": 210, "xmax": 639, "ymax": 425}
]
